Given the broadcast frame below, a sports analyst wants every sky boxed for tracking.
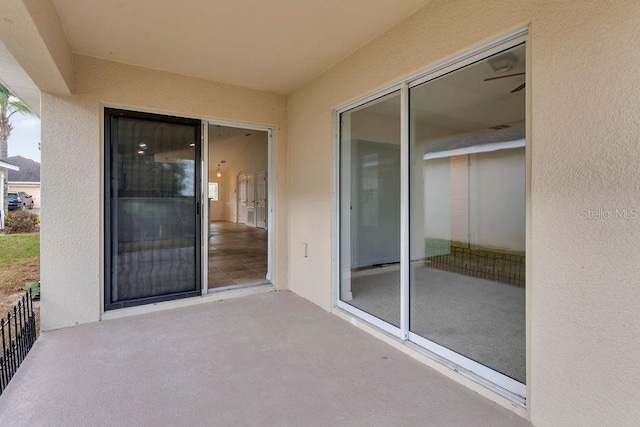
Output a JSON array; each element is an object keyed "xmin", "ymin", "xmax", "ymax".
[{"xmin": 7, "ymin": 114, "xmax": 41, "ymax": 162}]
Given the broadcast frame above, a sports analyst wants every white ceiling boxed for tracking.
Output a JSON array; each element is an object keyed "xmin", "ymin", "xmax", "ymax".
[
  {"xmin": 52, "ymin": 0, "xmax": 432, "ymax": 94},
  {"xmin": 208, "ymin": 125, "xmax": 266, "ymax": 172},
  {"xmin": 356, "ymin": 44, "xmax": 526, "ymax": 141}
]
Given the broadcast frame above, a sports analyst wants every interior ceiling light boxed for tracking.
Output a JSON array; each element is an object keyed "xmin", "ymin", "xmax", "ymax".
[
  {"xmin": 137, "ymin": 150, "xmax": 145, "ymax": 154},
  {"xmin": 489, "ymin": 54, "xmax": 517, "ymax": 74},
  {"xmin": 216, "ymin": 160, "xmax": 226, "ymax": 178},
  {"xmin": 189, "ymin": 143, "xmax": 195, "ymax": 147},
  {"xmin": 139, "ymin": 143, "xmax": 147, "ymax": 148}
]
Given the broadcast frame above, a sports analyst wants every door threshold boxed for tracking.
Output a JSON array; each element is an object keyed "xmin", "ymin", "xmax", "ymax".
[
  {"xmin": 207, "ymin": 281, "xmax": 272, "ymax": 294},
  {"xmin": 102, "ymin": 284, "xmax": 275, "ymax": 321}
]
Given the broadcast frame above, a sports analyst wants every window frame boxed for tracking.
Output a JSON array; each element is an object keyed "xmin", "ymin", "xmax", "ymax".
[{"xmin": 208, "ymin": 182, "xmax": 219, "ymax": 201}]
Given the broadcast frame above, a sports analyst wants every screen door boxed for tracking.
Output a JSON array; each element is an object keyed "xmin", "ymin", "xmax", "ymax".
[{"xmin": 105, "ymin": 108, "xmax": 201, "ymax": 310}]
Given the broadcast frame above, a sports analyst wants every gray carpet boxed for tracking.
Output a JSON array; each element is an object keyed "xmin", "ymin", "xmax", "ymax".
[{"xmin": 349, "ymin": 266, "xmax": 525, "ymax": 383}]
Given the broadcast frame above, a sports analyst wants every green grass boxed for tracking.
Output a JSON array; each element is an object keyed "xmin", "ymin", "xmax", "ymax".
[
  {"xmin": 0, "ymin": 233, "xmax": 40, "ymax": 324},
  {"xmin": 0, "ymin": 233, "xmax": 40, "ymax": 263}
]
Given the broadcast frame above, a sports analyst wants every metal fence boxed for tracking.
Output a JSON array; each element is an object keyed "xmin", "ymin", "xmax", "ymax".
[
  {"xmin": 0, "ymin": 289, "xmax": 37, "ymax": 395},
  {"xmin": 426, "ymin": 246, "xmax": 525, "ymax": 287}
]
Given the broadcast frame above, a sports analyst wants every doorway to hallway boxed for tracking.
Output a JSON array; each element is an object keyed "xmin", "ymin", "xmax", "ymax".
[{"xmin": 205, "ymin": 123, "xmax": 272, "ymax": 291}]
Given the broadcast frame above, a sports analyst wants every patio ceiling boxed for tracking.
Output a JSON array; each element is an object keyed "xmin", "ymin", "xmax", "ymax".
[{"xmin": 52, "ymin": 0, "xmax": 432, "ymax": 94}]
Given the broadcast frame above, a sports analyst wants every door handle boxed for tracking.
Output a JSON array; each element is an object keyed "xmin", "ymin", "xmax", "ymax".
[{"xmin": 196, "ymin": 201, "xmax": 201, "ymax": 216}]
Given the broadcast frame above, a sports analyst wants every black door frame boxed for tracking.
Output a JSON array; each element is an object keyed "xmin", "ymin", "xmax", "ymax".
[{"xmin": 104, "ymin": 108, "xmax": 202, "ymax": 310}]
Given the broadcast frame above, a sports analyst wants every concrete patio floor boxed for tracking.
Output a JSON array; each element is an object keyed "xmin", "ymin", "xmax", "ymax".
[{"xmin": 0, "ymin": 291, "xmax": 530, "ymax": 426}]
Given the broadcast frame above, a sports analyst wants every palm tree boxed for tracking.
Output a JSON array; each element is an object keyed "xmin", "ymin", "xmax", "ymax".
[
  {"xmin": 1, "ymin": 83, "xmax": 36, "ymax": 217},
  {"xmin": 0, "ymin": 82, "xmax": 35, "ymax": 159}
]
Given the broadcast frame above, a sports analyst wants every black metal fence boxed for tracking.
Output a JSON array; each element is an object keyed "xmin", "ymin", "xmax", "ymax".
[
  {"xmin": 426, "ymin": 245, "xmax": 525, "ymax": 287},
  {"xmin": 0, "ymin": 289, "xmax": 37, "ymax": 395}
]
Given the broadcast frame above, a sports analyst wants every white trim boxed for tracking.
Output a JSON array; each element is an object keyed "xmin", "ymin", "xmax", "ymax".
[
  {"xmin": 101, "ymin": 284, "xmax": 275, "ymax": 321},
  {"xmin": 202, "ymin": 118, "xmax": 272, "ymax": 133},
  {"xmin": 424, "ymin": 139, "xmax": 526, "ymax": 160},
  {"xmin": 408, "ymin": 29, "xmax": 528, "ymax": 88},
  {"xmin": 332, "ymin": 111, "xmax": 340, "ymax": 307},
  {"xmin": 266, "ymin": 127, "xmax": 275, "ymax": 282},
  {"xmin": 409, "ymin": 332, "xmax": 526, "ymax": 401},
  {"xmin": 207, "ymin": 281, "xmax": 271, "ymax": 294},
  {"xmin": 101, "ymin": 102, "xmax": 275, "ymax": 132},
  {"xmin": 201, "ymin": 122, "xmax": 209, "ymax": 296},
  {"xmin": 7, "ymin": 181, "xmax": 40, "ymax": 185},
  {"xmin": 399, "ymin": 83, "xmax": 409, "ymax": 339},
  {"xmin": 0, "ymin": 160, "xmax": 19, "ymax": 171},
  {"xmin": 336, "ymin": 300, "xmax": 401, "ymax": 338},
  {"xmin": 335, "ymin": 83, "xmax": 402, "ymax": 115},
  {"xmin": 204, "ymin": 119, "xmax": 276, "ymax": 287},
  {"xmin": 524, "ymin": 38, "xmax": 533, "ymax": 394}
]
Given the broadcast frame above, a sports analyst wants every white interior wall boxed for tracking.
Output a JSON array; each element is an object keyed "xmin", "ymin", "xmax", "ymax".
[
  {"xmin": 449, "ymin": 155, "xmax": 469, "ymax": 245},
  {"xmin": 423, "ymin": 148, "xmax": 526, "ymax": 254},
  {"xmin": 220, "ymin": 133, "xmax": 268, "ymax": 223},
  {"xmin": 422, "ymin": 157, "xmax": 451, "ymax": 256},
  {"xmin": 472, "ymin": 148, "xmax": 525, "ymax": 252}
]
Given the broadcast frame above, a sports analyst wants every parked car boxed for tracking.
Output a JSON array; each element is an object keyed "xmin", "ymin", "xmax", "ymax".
[{"xmin": 7, "ymin": 192, "xmax": 34, "ymax": 211}]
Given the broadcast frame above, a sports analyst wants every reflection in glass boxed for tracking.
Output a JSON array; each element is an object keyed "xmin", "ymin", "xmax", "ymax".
[
  {"xmin": 339, "ymin": 91, "xmax": 401, "ymax": 327},
  {"xmin": 110, "ymin": 118, "xmax": 198, "ymax": 303},
  {"xmin": 409, "ymin": 44, "xmax": 526, "ymax": 383}
]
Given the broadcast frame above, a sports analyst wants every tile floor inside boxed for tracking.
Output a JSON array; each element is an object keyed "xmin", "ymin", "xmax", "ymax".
[{"xmin": 208, "ymin": 221, "xmax": 268, "ymax": 289}]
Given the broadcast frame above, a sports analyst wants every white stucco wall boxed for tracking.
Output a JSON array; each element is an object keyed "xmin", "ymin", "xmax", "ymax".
[
  {"xmin": 41, "ymin": 54, "xmax": 288, "ymax": 331},
  {"xmin": 287, "ymin": 0, "xmax": 640, "ymax": 425}
]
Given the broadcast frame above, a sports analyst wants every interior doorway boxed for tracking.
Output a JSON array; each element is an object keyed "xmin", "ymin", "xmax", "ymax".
[{"xmin": 204, "ymin": 123, "xmax": 272, "ymax": 291}]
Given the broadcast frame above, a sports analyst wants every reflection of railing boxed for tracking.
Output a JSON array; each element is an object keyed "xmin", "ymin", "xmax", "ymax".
[
  {"xmin": 426, "ymin": 246, "xmax": 525, "ymax": 287},
  {"xmin": 117, "ymin": 197, "xmax": 196, "ymax": 242},
  {"xmin": 0, "ymin": 289, "xmax": 37, "ymax": 395}
]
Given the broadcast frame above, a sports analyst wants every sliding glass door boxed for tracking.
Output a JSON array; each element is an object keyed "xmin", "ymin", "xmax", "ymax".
[
  {"xmin": 105, "ymin": 109, "xmax": 201, "ymax": 310},
  {"xmin": 409, "ymin": 43, "xmax": 526, "ymax": 391},
  {"xmin": 338, "ymin": 35, "xmax": 527, "ymax": 398},
  {"xmin": 338, "ymin": 91, "xmax": 401, "ymax": 330}
]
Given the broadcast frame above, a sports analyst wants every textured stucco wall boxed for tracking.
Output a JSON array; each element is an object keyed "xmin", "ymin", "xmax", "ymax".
[
  {"xmin": 287, "ymin": 0, "xmax": 640, "ymax": 425},
  {"xmin": 41, "ymin": 54, "xmax": 288, "ymax": 330}
]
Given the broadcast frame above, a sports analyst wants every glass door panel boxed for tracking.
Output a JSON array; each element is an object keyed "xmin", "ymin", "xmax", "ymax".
[
  {"xmin": 339, "ymin": 91, "xmax": 401, "ymax": 327},
  {"xmin": 409, "ymin": 44, "xmax": 527, "ymax": 384},
  {"xmin": 105, "ymin": 109, "xmax": 201, "ymax": 309}
]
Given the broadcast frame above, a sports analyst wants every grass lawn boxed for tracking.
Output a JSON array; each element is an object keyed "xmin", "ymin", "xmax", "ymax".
[{"xmin": 0, "ymin": 232, "xmax": 40, "ymax": 322}]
